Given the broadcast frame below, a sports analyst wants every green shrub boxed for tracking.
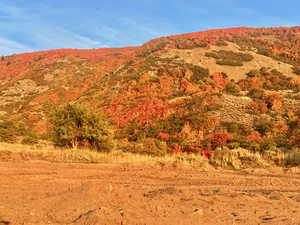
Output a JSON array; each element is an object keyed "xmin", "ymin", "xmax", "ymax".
[
  {"xmin": 216, "ymin": 39, "xmax": 228, "ymax": 46},
  {"xmin": 293, "ymin": 66, "xmax": 300, "ymax": 75},
  {"xmin": 205, "ymin": 50, "xmax": 253, "ymax": 66},
  {"xmin": 285, "ymin": 150, "xmax": 300, "ymax": 166},
  {"xmin": 198, "ymin": 41, "xmax": 208, "ymax": 48},
  {"xmin": 216, "ymin": 59, "xmax": 243, "ymax": 66},
  {"xmin": 205, "ymin": 52, "xmax": 219, "ymax": 59},
  {"xmin": 50, "ymin": 104, "xmax": 114, "ymax": 151},
  {"xmin": 273, "ymin": 134, "xmax": 291, "ymax": 150},
  {"xmin": 21, "ymin": 135, "xmax": 39, "ymax": 145},
  {"xmin": 0, "ymin": 120, "xmax": 22, "ymax": 143},
  {"xmin": 248, "ymin": 142, "xmax": 261, "ymax": 152},
  {"xmin": 254, "ymin": 119, "xmax": 273, "ymax": 136},
  {"xmin": 246, "ymin": 70, "xmax": 260, "ymax": 78},
  {"xmin": 247, "ymin": 88, "xmax": 265, "ymax": 99},
  {"xmin": 224, "ymin": 82, "xmax": 241, "ymax": 95},
  {"xmin": 259, "ymin": 138, "xmax": 276, "ymax": 152},
  {"xmin": 257, "ymin": 48, "xmax": 272, "ymax": 56},
  {"xmin": 221, "ymin": 122, "xmax": 248, "ymax": 135},
  {"xmin": 189, "ymin": 65, "xmax": 209, "ymax": 84},
  {"xmin": 227, "ymin": 142, "xmax": 240, "ymax": 149},
  {"xmin": 120, "ymin": 138, "xmax": 168, "ymax": 156},
  {"xmin": 243, "ymin": 67, "xmax": 294, "ymax": 91},
  {"xmin": 174, "ymin": 39, "xmax": 199, "ymax": 49}
]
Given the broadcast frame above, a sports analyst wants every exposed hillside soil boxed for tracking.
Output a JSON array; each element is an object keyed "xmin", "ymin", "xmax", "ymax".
[
  {"xmin": 160, "ymin": 42, "xmax": 296, "ymax": 80},
  {"xmin": 0, "ymin": 161, "xmax": 300, "ymax": 225}
]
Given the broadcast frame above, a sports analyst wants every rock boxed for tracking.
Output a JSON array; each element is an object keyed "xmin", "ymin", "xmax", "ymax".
[
  {"xmin": 118, "ymin": 208, "xmax": 124, "ymax": 217},
  {"xmin": 144, "ymin": 187, "xmax": 176, "ymax": 198},
  {"xmin": 0, "ymin": 221, "xmax": 10, "ymax": 225},
  {"xmin": 261, "ymin": 216, "xmax": 276, "ymax": 221},
  {"xmin": 71, "ymin": 209, "xmax": 101, "ymax": 225},
  {"xmin": 231, "ymin": 212, "xmax": 238, "ymax": 217},
  {"xmin": 192, "ymin": 208, "xmax": 204, "ymax": 216}
]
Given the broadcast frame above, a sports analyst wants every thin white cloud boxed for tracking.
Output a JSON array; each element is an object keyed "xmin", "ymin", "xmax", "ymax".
[
  {"xmin": 0, "ymin": 1, "xmax": 178, "ymax": 54},
  {"xmin": 0, "ymin": 37, "xmax": 33, "ymax": 55},
  {"xmin": 94, "ymin": 17, "xmax": 175, "ymax": 47},
  {"xmin": 95, "ymin": 26, "xmax": 121, "ymax": 43},
  {"xmin": 119, "ymin": 18, "xmax": 164, "ymax": 37},
  {"xmin": 3, "ymin": 0, "xmax": 298, "ymax": 57},
  {"xmin": 32, "ymin": 27, "xmax": 108, "ymax": 50},
  {"xmin": 0, "ymin": 2, "xmax": 109, "ymax": 55}
]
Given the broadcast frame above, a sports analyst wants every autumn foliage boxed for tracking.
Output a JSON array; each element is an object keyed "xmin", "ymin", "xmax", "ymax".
[{"xmin": 1, "ymin": 26, "xmax": 300, "ymax": 158}]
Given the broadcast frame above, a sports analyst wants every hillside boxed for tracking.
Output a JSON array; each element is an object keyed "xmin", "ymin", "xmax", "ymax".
[{"xmin": 1, "ymin": 26, "xmax": 300, "ymax": 157}]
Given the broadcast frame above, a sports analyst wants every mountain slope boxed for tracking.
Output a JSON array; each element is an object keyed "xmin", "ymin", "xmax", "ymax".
[{"xmin": 1, "ymin": 26, "xmax": 300, "ymax": 154}]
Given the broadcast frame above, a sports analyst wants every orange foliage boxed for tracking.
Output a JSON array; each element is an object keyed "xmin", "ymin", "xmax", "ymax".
[
  {"xmin": 265, "ymin": 93, "xmax": 283, "ymax": 111},
  {"xmin": 247, "ymin": 100, "xmax": 268, "ymax": 114},
  {"xmin": 210, "ymin": 132, "xmax": 231, "ymax": 150},
  {"xmin": 246, "ymin": 131, "xmax": 262, "ymax": 142},
  {"xmin": 273, "ymin": 121, "xmax": 289, "ymax": 133},
  {"xmin": 211, "ymin": 72, "xmax": 229, "ymax": 90},
  {"xmin": 107, "ymin": 83, "xmax": 171, "ymax": 127},
  {"xmin": 158, "ymin": 131, "xmax": 170, "ymax": 140}
]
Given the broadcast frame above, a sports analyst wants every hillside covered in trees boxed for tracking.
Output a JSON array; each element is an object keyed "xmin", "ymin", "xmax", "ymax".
[{"xmin": 1, "ymin": 26, "xmax": 300, "ymax": 161}]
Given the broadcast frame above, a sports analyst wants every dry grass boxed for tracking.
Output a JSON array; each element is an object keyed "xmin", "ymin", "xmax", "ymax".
[
  {"xmin": 210, "ymin": 148, "xmax": 269, "ymax": 169},
  {"xmin": 0, "ymin": 142, "xmax": 209, "ymax": 168},
  {"xmin": 210, "ymin": 148, "xmax": 288, "ymax": 169},
  {"xmin": 0, "ymin": 142, "xmax": 298, "ymax": 169},
  {"xmin": 285, "ymin": 151, "xmax": 300, "ymax": 166}
]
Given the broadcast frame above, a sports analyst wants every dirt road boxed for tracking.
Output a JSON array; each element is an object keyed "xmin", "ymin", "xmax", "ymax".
[{"xmin": 0, "ymin": 161, "xmax": 300, "ymax": 225}]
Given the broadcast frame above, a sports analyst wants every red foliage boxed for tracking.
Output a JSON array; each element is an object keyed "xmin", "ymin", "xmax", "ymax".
[
  {"xmin": 291, "ymin": 77, "xmax": 300, "ymax": 85},
  {"xmin": 33, "ymin": 120, "xmax": 50, "ymax": 134},
  {"xmin": 211, "ymin": 72, "xmax": 229, "ymax": 90},
  {"xmin": 158, "ymin": 131, "xmax": 170, "ymax": 140},
  {"xmin": 2, "ymin": 26, "xmax": 300, "ymax": 142},
  {"xmin": 142, "ymin": 26, "xmax": 300, "ymax": 65},
  {"xmin": 107, "ymin": 83, "xmax": 171, "ymax": 127},
  {"xmin": 246, "ymin": 132, "xmax": 262, "ymax": 142},
  {"xmin": 265, "ymin": 93, "xmax": 283, "ymax": 111},
  {"xmin": 210, "ymin": 132, "xmax": 231, "ymax": 150},
  {"xmin": 249, "ymin": 77, "xmax": 263, "ymax": 89},
  {"xmin": 273, "ymin": 121, "xmax": 289, "ymax": 133},
  {"xmin": 182, "ymin": 146, "xmax": 201, "ymax": 153},
  {"xmin": 202, "ymin": 150, "xmax": 212, "ymax": 158},
  {"xmin": 247, "ymin": 100, "xmax": 268, "ymax": 114},
  {"xmin": 172, "ymin": 146, "xmax": 183, "ymax": 153},
  {"xmin": 28, "ymin": 114, "xmax": 40, "ymax": 121},
  {"xmin": 289, "ymin": 135, "xmax": 300, "ymax": 147},
  {"xmin": 0, "ymin": 47, "xmax": 138, "ymax": 82}
]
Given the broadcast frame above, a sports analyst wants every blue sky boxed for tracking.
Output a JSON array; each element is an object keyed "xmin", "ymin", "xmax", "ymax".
[{"xmin": 0, "ymin": 0, "xmax": 298, "ymax": 55}]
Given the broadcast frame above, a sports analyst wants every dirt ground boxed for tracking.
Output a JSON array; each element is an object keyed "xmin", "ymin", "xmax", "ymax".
[{"xmin": 0, "ymin": 161, "xmax": 300, "ymax": 225}]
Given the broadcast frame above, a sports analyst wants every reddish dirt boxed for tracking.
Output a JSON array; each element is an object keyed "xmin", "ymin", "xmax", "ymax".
[{"xmin": 0, "ymin": 161, "xmax": 300, "ymax": 225}]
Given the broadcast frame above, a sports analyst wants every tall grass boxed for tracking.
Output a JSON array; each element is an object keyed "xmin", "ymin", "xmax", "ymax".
[
  {"xmin": 209, "ymin": 148, "xmax": 299, "ymax": 169},
  {"xmin": 0, "ymin": 142, "xmax": 209, "ymax": 167},
  {"xmin": 0, "ymin": 142, "xmax": 299, "ymax": 168}
]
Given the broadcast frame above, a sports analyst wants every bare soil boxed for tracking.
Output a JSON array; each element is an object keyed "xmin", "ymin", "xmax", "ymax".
[{"xmin": 0, "ymin": 160, "xmax": 300, "ymax": 225}]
